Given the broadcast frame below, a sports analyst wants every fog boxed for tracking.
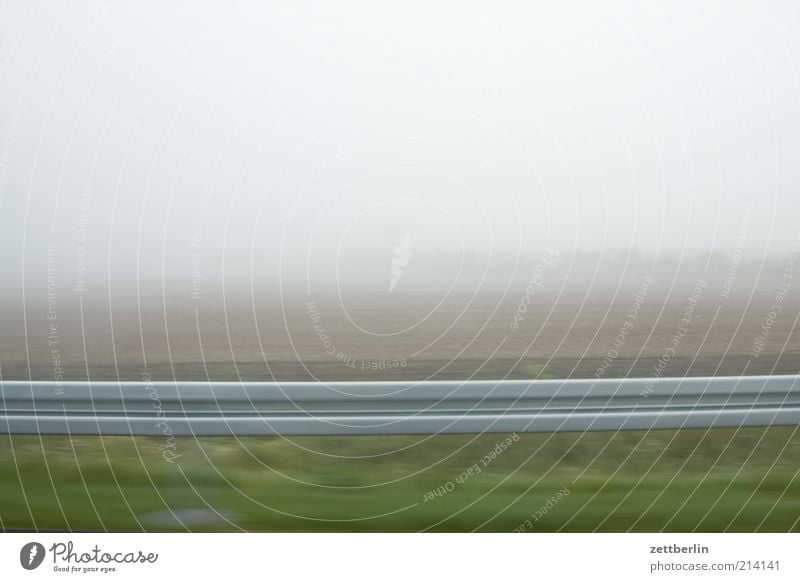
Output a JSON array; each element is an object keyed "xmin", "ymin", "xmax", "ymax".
[{"xmin": 1, "ymin": 1, "xmax": 799, "ymax": 296}]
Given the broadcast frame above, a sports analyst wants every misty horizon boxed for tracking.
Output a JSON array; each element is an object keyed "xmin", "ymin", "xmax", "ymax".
[{"xmin": 2, "ymin": 1, "xmax": 799, "ymax": 297}]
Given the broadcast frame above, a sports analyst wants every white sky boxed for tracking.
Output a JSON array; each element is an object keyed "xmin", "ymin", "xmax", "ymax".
[{"xmin": 1, "ymin": 1, "xmax": 799, "ymax": 292}]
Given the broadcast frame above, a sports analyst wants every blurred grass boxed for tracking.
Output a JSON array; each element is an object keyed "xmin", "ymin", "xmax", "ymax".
[{"xmin": 1, "ymin": 428, "xmax": 800, "ymax": 531}]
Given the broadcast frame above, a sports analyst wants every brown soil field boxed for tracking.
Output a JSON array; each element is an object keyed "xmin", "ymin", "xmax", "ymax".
[{"xmin": 2, "ymin": 272, "xmax": 798, "ymax": 382}]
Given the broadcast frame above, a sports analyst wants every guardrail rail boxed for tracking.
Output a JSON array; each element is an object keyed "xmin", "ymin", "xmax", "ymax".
[{"xmin": 1, "ymin": 375, "xmax": 799, "ymax": 436}]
